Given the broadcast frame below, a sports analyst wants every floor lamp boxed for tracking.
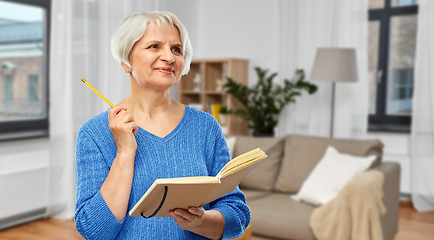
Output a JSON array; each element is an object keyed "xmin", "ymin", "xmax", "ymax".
[{"xmin": 310, "ymin": 48, "xmax": 358, "ymax": 138}]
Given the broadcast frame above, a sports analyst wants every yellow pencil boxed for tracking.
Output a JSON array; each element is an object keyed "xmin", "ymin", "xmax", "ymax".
[{"xmin": 80, "ymin": 78, "xmax": 115, "ymax": 108}]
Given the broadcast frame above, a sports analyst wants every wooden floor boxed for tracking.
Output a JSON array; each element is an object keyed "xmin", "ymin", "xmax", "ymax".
[
  {"xmin": 0, "ymin": 204, "xmax": 433, "ymax": 240},
  {"xmin": 396, "ymin": 202, "xmax": 434, "ymax": 240}
]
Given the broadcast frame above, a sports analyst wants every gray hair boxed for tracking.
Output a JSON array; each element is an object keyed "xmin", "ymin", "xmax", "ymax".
[{"xmin": 111, "ymin": 11, "xmax": 193, "ymax": 75}]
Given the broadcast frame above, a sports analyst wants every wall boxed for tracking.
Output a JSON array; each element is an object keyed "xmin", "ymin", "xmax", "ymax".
[{"xmin": 194, "ymin": 0, "xmax": 280, "ymax": 87}]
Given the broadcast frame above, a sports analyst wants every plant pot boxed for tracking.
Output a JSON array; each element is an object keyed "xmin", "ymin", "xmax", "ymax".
[
  {"xmin": 219, "ymin": 114, "xmax": 227, "ymax": 125},
  {"xmin": 252, "ymin": 131, "xmax": 275, "ymax": 137}
]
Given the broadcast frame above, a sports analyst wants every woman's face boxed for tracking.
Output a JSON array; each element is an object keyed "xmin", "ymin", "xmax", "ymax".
[{"xmin": 128, "ymin": 23, "xmax": 185, "ymax": 90}]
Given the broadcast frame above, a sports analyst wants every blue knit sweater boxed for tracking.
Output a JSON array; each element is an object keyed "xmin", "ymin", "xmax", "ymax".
[{"xmin": 74, "ymin": 105, "xmax": 250, "ymax": 240}]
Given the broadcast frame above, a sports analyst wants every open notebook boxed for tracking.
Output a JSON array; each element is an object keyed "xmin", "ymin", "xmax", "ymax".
[{"xmin": 129, "ymin": 148, "xmax": 267, "ymax": 218}]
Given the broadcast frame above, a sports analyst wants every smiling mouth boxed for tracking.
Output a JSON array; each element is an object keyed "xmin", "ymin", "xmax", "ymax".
[{"xmin": 155, "ymin": 67, "xmax": 174, "ymax": 74}]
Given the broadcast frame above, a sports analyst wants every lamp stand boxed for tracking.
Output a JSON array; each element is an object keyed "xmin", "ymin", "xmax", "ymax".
[{"xmin": 330, "ymin": 82, "xmax": 335, "ymax": 138}]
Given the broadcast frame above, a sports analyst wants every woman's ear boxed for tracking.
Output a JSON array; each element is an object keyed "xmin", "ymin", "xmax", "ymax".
[{"xmin": 121, "ymin": 62, "xmax": 132, "ymax": 74}]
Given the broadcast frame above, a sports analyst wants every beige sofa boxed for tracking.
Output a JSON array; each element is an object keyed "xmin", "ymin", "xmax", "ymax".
[{"xmin": 231, "ymin": 134, "xmax": 400, "ymax": 240}]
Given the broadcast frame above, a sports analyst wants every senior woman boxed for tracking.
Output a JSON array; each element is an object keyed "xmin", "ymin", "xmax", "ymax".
[{"xmin": 74, "ymin": 11, "xmax": 250, "ymax": 240}]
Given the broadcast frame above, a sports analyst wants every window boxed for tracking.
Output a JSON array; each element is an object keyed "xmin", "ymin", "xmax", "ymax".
[
  {"xmin": 368, "ymin": 0, "xmax": 418, "ymax": 132},
  {"xmin": 28, "ymin": 75, "xmax": 39, "ymax": 104},
  {"xmin": 4, "ymin": 75, "xmax": 13, "ymax": 104},
  {"xmin": 0, "ymin": 0, "xmax": 50, "ymax": 140}
]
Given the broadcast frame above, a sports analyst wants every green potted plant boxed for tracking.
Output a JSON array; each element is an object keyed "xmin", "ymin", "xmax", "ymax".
[{"xmin": 223, "ymin": 67, "xmax": 317, "ymax": 136}]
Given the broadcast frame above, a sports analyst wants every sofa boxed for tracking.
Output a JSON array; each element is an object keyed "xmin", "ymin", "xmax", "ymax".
[{"xmin": 229, "ymin": 134, "xmax": 400, "ymax": 240}]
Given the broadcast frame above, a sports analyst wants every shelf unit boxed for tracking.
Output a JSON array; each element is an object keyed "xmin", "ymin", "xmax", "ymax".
[{"xmin": 178, "ymin": 58, "xmax": 248, "ymax": 135}]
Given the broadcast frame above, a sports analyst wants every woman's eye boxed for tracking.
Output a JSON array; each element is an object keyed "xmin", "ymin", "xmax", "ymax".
[
  {"xmin": 172, "ymin": 47, "xmax": 182, "ymax": 54},
  {"xmin": 148, "ymin": 44, "xmax": 158, "ymax": 49}
]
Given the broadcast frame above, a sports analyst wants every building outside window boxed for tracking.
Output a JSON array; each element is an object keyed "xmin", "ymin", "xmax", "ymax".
[{"xmin": 0, "ymin": 0, "xmax": 50, "ymax": 139}]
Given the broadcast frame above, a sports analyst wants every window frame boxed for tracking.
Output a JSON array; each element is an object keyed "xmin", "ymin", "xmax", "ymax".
[
  {"xmin": 368, "ymin": 0, "xmax": 418, "ymax": 133},
  {"xmin": 0, "ymin": 0, "xmax": 50, "ymax": 141}
]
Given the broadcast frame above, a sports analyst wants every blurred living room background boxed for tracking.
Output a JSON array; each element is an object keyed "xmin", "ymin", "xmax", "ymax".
[{"xmin": 0, "ymin": 0, "xmax": 433, "ymax": 239}]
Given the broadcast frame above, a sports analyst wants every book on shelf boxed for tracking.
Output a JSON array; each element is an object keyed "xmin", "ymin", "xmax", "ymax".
[
  {"xmin": 129, "ymin": 148, "xmax": 267, "ymax": 218},
  {"xmin": 210, "ymin": 103, "xmax": 222, "ymax": 123}
]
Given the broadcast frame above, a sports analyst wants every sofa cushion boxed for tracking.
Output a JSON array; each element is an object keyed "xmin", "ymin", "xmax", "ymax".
[
  {"xmin": 275, "ymin": 134, "xmax": 384, "ymax": 194},
  {"xmin": 225, "ymin": 136, "xmax": 237, "ymax": 157},
  {"xmin": 292, "ymin": 146, "xmax": 376, "ymax": 205},
  {"xmin": 241, "ymin": 189, "xmax": 270, "ymax": 201},
  {"xmin": 235, "ymin": 136, "xmax": 284, "ymax": 191},
  {"xmin": 246, "ymin": 193, "xmax": 316, "ymax": 240}
]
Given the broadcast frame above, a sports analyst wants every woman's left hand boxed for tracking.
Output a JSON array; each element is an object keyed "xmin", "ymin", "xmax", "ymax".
[
  {"xmin": 169, "ymin": 207, "xmax": 205, "ymax": 231},
  {"xmin": 170, "ymin": 207, "xmax": 225, "ymax": 239}
]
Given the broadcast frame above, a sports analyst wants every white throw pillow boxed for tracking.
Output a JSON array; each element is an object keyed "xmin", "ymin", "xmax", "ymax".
[
  {"xmin": 225, "ymin": 136, "xmax": 237, "ymax": 157},
  {"xmin": 292, "ymin": 146, "xmax": 376, "ymax": 206}
]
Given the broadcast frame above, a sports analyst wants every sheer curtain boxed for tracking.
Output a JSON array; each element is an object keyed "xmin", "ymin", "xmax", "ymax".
[
  {"xmin": 411, "ymin": 0, "xmax": 434, "ymax": 212},
  {"xmin": 47, "ymin": 0, "xmax": 162, "ymax": 218},
  {"xmin": 277, "ymin": 0, "xmax": 368, "ymax": 139}
]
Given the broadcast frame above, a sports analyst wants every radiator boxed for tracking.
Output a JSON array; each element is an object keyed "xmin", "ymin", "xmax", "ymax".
[{"xmin": 0, "ymin": 167, "xmax": 48, "ymax": 230}]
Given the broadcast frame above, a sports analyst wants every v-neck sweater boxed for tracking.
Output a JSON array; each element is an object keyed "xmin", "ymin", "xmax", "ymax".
[{"xmin": 74, "ymin": 105, "xmax": 250, "ymax": 240}]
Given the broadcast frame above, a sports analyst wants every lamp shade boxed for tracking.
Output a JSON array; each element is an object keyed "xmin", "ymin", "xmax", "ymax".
[{"xmin": 310, "ymin": 48, "xmax": 358, "ymax": 83}]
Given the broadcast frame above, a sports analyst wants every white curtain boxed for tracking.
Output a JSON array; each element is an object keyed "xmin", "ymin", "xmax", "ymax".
[
  {"xmin": 47, "ymin": 0, "xmax": 162, "ymax": 218},
  {"xmin": 411, "ymin": 0, "xmax": 434, "ymax": 212},
  {"xmin": 277, "ymin": 0, "xmax": 368, "ymax": 139}
]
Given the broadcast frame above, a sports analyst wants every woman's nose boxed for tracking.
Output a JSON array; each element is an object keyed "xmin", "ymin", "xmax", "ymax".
[{"xmin": 161, "ymin": 48, "xmax": 174, "ymax": 63}]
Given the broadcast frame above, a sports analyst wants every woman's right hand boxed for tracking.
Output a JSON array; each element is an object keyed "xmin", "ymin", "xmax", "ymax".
[{"xmin": 109, "ymin": 106, "xmax": 138, "ymax": 156}]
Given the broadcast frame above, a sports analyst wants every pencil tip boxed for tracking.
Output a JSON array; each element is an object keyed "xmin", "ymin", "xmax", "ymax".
[{"xmin": 81, "ymin": 78, "xmax": 85, "ymax": 82}]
